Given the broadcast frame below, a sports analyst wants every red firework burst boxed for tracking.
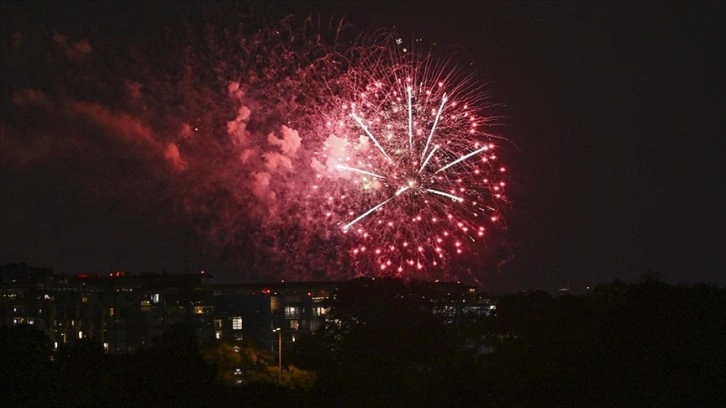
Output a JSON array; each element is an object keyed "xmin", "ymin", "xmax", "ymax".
[{"xmin": 314, "ymin": 40, "xmax": 508, "ymax": 277}]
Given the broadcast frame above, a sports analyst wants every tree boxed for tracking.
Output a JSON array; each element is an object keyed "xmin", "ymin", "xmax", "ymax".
[
  {"xmin": 292, "ymin": 277, "xmax": 483, "ymax": 407},
  {"xmin": 122, "ymin": 323, "xmax": 215, "ymax": 407},
  {"xmin": 55, "ymin": 339, "xmax": 126, "ymax": 407},
  {"xmin": 481, "ymin": 280, "xmax": 726, "ymax": 407},
  {"xmin": 0, "ymin": 325, "xmax": 58, "ymax": 406}
]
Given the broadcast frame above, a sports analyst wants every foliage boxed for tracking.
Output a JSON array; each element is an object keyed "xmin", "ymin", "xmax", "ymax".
[
  {"xmin": 0, "ymin": 324, "xmax": 58, "ymax": 406},
  {"xmin": 291, "ymin": 277, "xmax": 489, "ymax": 407},
  {"xmin": 292, "ymin": 277, "xmax": 726, "ymax": 407},
  {"xmin": 200, "ymin": 338, "xmax": 315, "ymax": 392},
  {"xmin": 2, "ymin": 278, "xmax": 724, "ymax": 407},
  {"xmin": 482, "ymin": 280, "xmax": 726, "ymax": 407}
]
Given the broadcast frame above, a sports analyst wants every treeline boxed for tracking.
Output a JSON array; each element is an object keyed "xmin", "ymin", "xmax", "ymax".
[
  {"xmin": 2, "ymin": 277, "xmax": 725, "ymax": 407},
  {"xmin": 292, "ymin": 277, "xmax": 726, "ymax": 407},
  {"xmin": 0, "ymin": 323, "xmax": 310, "ymax": 407}
]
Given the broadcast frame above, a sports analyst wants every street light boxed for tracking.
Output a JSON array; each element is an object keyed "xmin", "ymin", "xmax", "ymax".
[{"xmin": 273, "ymin": 328, "xmax": 282, "ymax": 383}]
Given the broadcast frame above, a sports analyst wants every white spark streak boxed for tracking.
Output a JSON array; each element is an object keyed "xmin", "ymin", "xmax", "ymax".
[
  {"xmin": 425, "ymin": 189, "xmax": 464, "ymax": 202},
  {"xmin": 421, "ymin": 94, "xmax": 447, "ymax": 160},
  {"xmin": 434, "ymin": 146, "xmax": 489, "ymax": 174},
  {"xmin": 407, "ymin": 86, "xmax": 413, "ymax": 151},
  {"xmin": 352, "ymin": 113, "xmax": 393, "ymax": 162},
  {"xmin": 344, "ymin": 188, "xmax": 407, "ymax": 231},
  {"xmin": 336, "ymin": 164, "xmax": 386, "ymax": 179},
  {"xmin": 419, "ymin": 145, "xmax": 440, "ymax": 173}
]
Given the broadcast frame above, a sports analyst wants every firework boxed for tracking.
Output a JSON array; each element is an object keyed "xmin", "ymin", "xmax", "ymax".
[
  {"xmin": 315, "ymin": 41, "xmax": 508, "ymax": 277},
  {"xmin": 3, "ymin": 4, "xmax": 509, "ymax": 281}
]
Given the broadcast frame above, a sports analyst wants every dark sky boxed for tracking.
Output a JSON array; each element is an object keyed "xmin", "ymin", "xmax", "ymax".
[{"xmin": 1, "ymin": 1, "xmax": 724, "ymax": 292}]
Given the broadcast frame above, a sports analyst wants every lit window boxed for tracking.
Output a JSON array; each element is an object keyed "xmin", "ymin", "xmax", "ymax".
[
  {"xmin": 232, "ymin": 316, "xmax": 243, "ymax": 331},
  {"xmin": 289, "ymin": 320, "xmax": 299, "ymax": 330},
  {"xmin": 284, "ymin": 306, "xmax": 299, "ymax": 319},
  {"xmin": 78, "ymin": 331, "xmax": 83, "ymax": 339},
  {"xmin": 215, "ymin": 331, "xmax": 222, "ymax": 340},
  {"xmin": 152, "ymin": 293, "xmax": 160, "ymax": 304},
  {"xmin": 313, "ymin": 306, "xmax": 329, "ymax": 316},
  {"xmin": 193, "ymin": 306, "xmax": 204, "ymax": 315},
  {"xmin": 108, "ymin": 307, "xmax": 115, "ymax": 317},
  {"xmin": 214, "ymin": 319, "xmax": 223, "ymax": 328},
  {"xmin": 270, "ymin": 296, "xmax": 280, "ymax": 313}
]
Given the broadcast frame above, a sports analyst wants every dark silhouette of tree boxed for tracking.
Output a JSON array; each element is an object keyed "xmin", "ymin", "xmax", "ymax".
[
  {"xmin": 55, "ymin": 339, "xmax": 126, "ymax": 407},
  {"xmin": 121, "ymin": 323, "xmax": 215, "ymax": 408},
  {"xmin": 2, "ymin": 278, "xmax": 723, "ymax": 407},
  {"xmin": 0, "ymin": 324, "xmax": 60, "ymax": 406},
  {"xmin": 482, "ymin": 280, "xmax": 726, "ymax": 407},
  {"xmin": 294, "ymin": 278, "xmax": 725, "ymax": 407},
  {"xmin": 292, "ymin": 277, "xmax": 489, "ymax": 407}
]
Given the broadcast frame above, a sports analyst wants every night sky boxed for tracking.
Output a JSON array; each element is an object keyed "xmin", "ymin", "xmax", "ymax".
[{"xmin": 1, "ymin": 2, "xmax": 724, "ymax": 292}]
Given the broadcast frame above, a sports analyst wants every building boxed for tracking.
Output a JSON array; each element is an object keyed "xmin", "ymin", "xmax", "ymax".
[{"xmin": 1, "ymin": 264, "xmax": 489, "ymax": 355}]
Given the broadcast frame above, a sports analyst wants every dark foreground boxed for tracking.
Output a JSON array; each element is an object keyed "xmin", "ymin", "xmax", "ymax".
[{"xmin": 2, "ymin": 277, "xmax": 724, "ymax": 407}]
